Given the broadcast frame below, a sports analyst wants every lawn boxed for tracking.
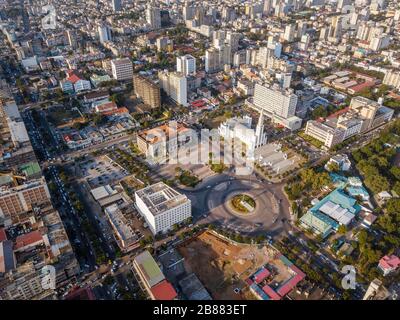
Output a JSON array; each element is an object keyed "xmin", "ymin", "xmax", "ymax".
[{"xmin": 298, "ymin": 130, "xmax": 324, "ymax": 149}]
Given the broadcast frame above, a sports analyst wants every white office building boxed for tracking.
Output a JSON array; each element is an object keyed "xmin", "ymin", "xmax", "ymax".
[
  {"xmin": 248, "ymin": 83, "xmax": 302, "ymax": 130},
  {"xmin": 111, "ymin": 58, "xmax": 133, "ymax": 81},
  {"xmin": 135, "ymin": 182, "xmax": 192, "ymax": 235},
  {"xmin": 176, "ymin": 55, "xmax": 196, "ymax": 76}
]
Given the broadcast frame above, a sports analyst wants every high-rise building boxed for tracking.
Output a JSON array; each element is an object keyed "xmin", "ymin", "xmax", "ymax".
[
  {"xmin": 226, "ymin": 31, "xmax": 241, "ymax": 53},
  {"xmin": 176, "ymin": 55, "xmax": 196, "ymax": 76},
  {"xmin": 111, "ymin": 58, "xmax": 133, "ymax": 81},
  {"xmin": 156, "ymin": 36, "xmax": 170, "ymax": 51},
  {"xmin": 283, "ymin": 24, "xmax": 296, "ymax": 42},
  {"xmin": 248, "ymin": 84, "xmax": 302, "ymax": 130},
  {"xmin": 146, "ymin": 6, "xmax": 161, "ymax": 29},
  {"xmin": 133, "ymin": 74, "xmax": 161, "ymax": 109},
  {"xmin": 233, "ymin": 50, "xmax": 247, "ymax": 67},
  {"xmin": 66, "ymin": 30, "xmax": 77, "ymax": 48},
  {"xmin": 222, "ymin": 7, "xmax": 236, "ymax": 21},
  {"xmin": 337, "ymin": 0, "xmax": 351, "ymax": 10},
  {"xmin": 253, "ymin": 84, "xmax": 298, "ymax": 119},
  {"xmin": 158, "ymin": 71, "xmax": 188, "ymax": 106},
  {"xmin": 112, "ymin": 0, "xmax": 122, "ymax": 12},
  {"xmin": 263, "ymin": 0, "xmax": 272, "ymax": 15},
  {"xmin": 257, "ymin": 46, "xmax": 274, "ymax": 68},
  {"xmin": 205, "ymin": 47, "xmax": 220, "ymax": 73},
  {"xmin": 219, "ymin": 44, "xmax": 232, "ymax": 66},
  {"xmin": 383, "ymin": 69, "xmax": 400, "ymax": 89},
  {"xmin": 0, "ymin": 179, "xmax": 50, "ymax": 220},
  {"xmin": 98, "ymin": 24, "xmax": 112, "ymax": 43},
  {"xmin": 182, "ymin": 2, "xmax": 194, "ymax": 20}
]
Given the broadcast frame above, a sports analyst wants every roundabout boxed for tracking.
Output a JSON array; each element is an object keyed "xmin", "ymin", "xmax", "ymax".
[{"xmin": 179, "ymin": 172, "xmax": 291, "ymax": 237}]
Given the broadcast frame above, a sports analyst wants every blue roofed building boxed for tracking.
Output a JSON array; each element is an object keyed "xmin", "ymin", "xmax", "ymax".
[{"xmin": 300, "ymin": 188, "xmax": 361, "ymax": 238}]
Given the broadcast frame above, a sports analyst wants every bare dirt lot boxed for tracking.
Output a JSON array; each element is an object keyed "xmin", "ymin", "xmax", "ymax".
[{"xmin": 177, "ymin": 231, "xmax": 275, "ymax": 300}]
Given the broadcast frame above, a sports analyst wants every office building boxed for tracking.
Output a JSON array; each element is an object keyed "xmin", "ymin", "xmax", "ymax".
[
  {"xmin": 248, "ymin": 83, "xmax": 302, "ymax": 130},
  {"xmin": 305, "ymin": 96, "xmax": 394, "ymax": 148},
  {"xmin": 176, "ymin": 55, "xmax": 196, "ymax": 76},
  {"xmin": 146, "ymin": 6, "xmax": 161, "ymax": 29},
  {"xmin": 135, "ymin": 182, "xmax": 191, "ymax": 235},
  {"xmin": 111, "ymin": 58, "xmax": 133, "ymax": 81},
  {"xmin": 133, "ymin": 74, "xmax": 161, "ymax": 108},
  {"xmin": 112, "ymin": 0, "xmax": 122, "ymax": 12}
]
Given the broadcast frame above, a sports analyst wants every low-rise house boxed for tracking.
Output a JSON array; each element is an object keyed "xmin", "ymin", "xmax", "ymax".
[{"xmin": 378, "ymin": 255, "xmax": 400, "ymax": 276}]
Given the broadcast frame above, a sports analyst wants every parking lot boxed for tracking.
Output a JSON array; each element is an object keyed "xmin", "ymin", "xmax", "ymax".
[{"xmin": 80, "ymin": 156, "xmax": 128, "ymax": 188}]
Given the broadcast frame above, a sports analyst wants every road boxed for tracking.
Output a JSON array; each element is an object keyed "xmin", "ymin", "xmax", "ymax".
[
  {"xmin": 23, "ymin": 110, "xmax": 97, "ymax": 271},
  {"xmin": 175, "ymin": 168, "xmax": 292, "ymax": 239}
]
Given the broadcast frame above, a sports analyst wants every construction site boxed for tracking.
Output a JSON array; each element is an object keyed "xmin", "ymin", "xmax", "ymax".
[{"xmin": 177, "ymin": 230, "xmax": 280, "ymax": 300}]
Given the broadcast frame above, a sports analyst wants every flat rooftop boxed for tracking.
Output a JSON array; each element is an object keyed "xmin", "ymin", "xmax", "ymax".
[{"xmin": 135, "ymin": 182, "xmax": 189, "ymax": 216}]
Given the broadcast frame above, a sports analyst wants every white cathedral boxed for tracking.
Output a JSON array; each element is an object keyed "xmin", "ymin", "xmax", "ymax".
[{"xmin": 218, "ymin": 111, "xmax": 268, "ymax": 160}]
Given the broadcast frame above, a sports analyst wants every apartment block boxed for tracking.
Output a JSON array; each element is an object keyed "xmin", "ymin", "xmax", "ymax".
[
  {"xmin": 133, "ymin": 74, "xmax": 161, "ymax": 108},
  {"xmin": 111, "ymin": 58, "xmax": 133, "ymax": 81},
  {"xmin": 158, "ymin": 71, "xmax": 188, "ymax": 106}
]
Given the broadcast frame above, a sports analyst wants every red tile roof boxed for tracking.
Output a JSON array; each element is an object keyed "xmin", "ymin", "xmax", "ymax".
[
  {"xmin": 262, "ymin": 284, "xmax": 282, "ymax": 300},
  {"xmin": 379, "ymin": 255, "xmax": 400, "ymax": 271},
  {"xmin": 348, "ymin": 81, "xmax": 375, "ymax": 93},
  {"xmin": 254, "ymin": 268, "xmax": 271, "ymax": 284},
  {"xmin": 14, "ymin": 231, "xmax": 43, "ymax": 250},
  {"xmin": 67, "ymin": 74, "xmax": 83, "ymax": 84},
  {"xmin": 150, "ymin": 280, "xmax": 177, "ymax": 300},
  {"xmin": 102, "ymin": 107, "xmax": 129, "ymax": 116},
  {"xmin": 327, "ymin": 107, "xmax": 350, "ymax": 119}
]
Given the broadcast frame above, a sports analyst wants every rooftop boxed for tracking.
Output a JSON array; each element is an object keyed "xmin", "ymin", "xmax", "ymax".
[
  {"xmin": 138, "ymin": 122, "xmax": 189, "ymax": 145},
  {"xmin": 150, "ymin": 280, "xmax": 177, "ymax": 300},
  {"xmin": 135, "ymin": 182, "xmax": 190, "ymax": 216},
  {"xmin": 133, "ymin": 250, "xmax": 165, "ymax": 288}
]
